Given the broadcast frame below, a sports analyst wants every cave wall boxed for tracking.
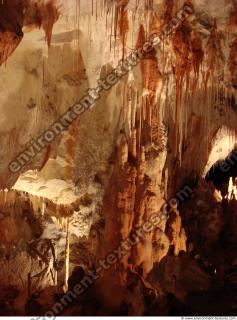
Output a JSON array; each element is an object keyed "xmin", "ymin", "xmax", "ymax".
[{"xmin": 0, "ymin": 0, "xmax": 237, "ymax": 315}]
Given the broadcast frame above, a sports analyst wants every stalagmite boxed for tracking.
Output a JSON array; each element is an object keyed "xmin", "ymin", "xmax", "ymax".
[
  {"xmin": 152, "ymin": 228, "xmax": 170, "ymax": 263},
  {"xmin": 228, "ymin": 177, "xmax": 234, "ymax": 200},
  {"xmin": 54, "ymin": 242, "xmax": 58, "ymax": 287},
  {"xmin": 0, "ymin": 0, "xmax": 237, "ymax": 316},
  {"xmin": 63, "ymin": 218, "xmax": 70, "ymax": 293}
]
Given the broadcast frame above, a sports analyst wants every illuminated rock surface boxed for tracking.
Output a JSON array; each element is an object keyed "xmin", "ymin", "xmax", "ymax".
[{"xmin": 0, "ymin": 0, "xmax": 237, "ymax": 316}]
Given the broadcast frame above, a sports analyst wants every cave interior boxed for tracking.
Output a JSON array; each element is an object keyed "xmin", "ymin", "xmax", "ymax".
[{"xmin": 0, "ymin": 0, "xmax": 237, "ymax": 317}]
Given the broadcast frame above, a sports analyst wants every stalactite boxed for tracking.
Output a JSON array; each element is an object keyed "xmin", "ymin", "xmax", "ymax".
[
  {"xmin": 204, "ymin": 19, "xmax": 218, "ymax": 90},
  {"xmin": 137, "ymin": 105, "xmax": 142, "ymax": 151},
  {"xmin": 136, "ymin": 22, "xmax": 162, "ymax": 148},
  {"xmin": 42, "ymin": 0, "xmax": 60, "ymax": 47},
  {"xmin": 229, "ymin": 35, "xmax": 237, "ymax": 89},
  {"xmin": 162, "ymin": 0, "xmax": 174, "ymax": 26},
  {"xmin": 131, "ymin": 129, "xmax": 137, "ymax": 158},
  {"xmin": 123, "ymin": 83, "xmax": 129, "ymax": 121},
  {"xmin": 136, "ymin": 24, "xmax": 146, "ymax": 51},
  {"xmin": 23, "ymin": 0, "xmax": 60, "ymax": 48},
  {"xmin": 130, "ymin": 83, "xmax": 137, "ymax": 129},
  {"xmin": 41, "ymin": 200, "xmax": 46, "ymax": 217},
  {"xmin": 137, "ymin": 146, "xmax": 146, "ymax": 183},
  {"xmin": 226, "ymin": 0, "xmax": 237, "ymax": 33},
  {"xmin": 116, "ymin": 0, "xmax": 129, "ymax": 59},
  {"xmin": 150, "ymin": 12, "xmax": 160, "ymax": 36},
  {"xmin": 172, "ymin": 19, "xmax": 192, "ymax": 157},
  {"xmin": 191, "ymin": 32, "xmax": 204, "ymax": 89},
  {"xmin": 118, "ymin": 132, "xmax": 128, "ymax": 168},
  {"xmin": 0, "ymin": 1, "xmax": 237, "ymax": 315}
]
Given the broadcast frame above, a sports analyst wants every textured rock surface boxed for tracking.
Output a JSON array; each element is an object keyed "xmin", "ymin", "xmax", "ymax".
[{"xmin": 0, "ymin": 0, "xmax": 237, "ymax": 316}]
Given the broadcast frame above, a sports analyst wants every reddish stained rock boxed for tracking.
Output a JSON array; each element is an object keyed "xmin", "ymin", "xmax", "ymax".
[
  {"xmin": 229, "ymin": 36, "xmax": 237, "ymax": 88},
  {"xmin": 39, "ymin": 144, "xmax": 52, "ymax": 171},
  {"xmin": 136, "ymin": 24, "xmax": 161, "ymax": 93},
  {"xmin": 204, "ymin": 19, "xmax": 218, "ymax": 87},
  {"xmin": 27, "ymin": 0, "xmax": 60, "ymax": 48},
  {"xmin": 191, "ymin": 34, "xmax": 204, "ymax": 77},
  {"xmin": 226, "ymin": 0, "xmax": 237, "ymax": 32},
  {"xmin": 136, "ymin": 24, "xmax": 161, "ymax": 132},
  {"xmin": 172, "ymin": 20, "xmax": 193, "ymax": 87},
  {"xmin": 227, "ymin": 0, "xmax": 237, "ymax": 88},
  {"xmin": 117, "ymin": 0, "xmax": 129, "ymax": 59},
  {"xmin": 0, "ymin": 0, "xmax": 25, "ymax": 66},
  {"xmin": 0, "ymin": 0, "xmax": 60, "ymax": 66},
  {"xmin": 172, "ymin": 20, "xmax": 192, "ymax": 155},
  {"xmin": 0, "ymin": 31, "xmax": 23, "ymax": 66},
  {"xmin": 42, "ymin": 0, "xmax": 60, "ymax": 48},
  {"xmin": 150, "ymin": 13, "xmax": 161, "ymax": 36},
  {"xmin": 136, "ymin": 23, "xmax": 146, "ymax": 50},
  {"xmin": 162, "ymin": 0, "xmax": 175, "ymax": 26}
]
